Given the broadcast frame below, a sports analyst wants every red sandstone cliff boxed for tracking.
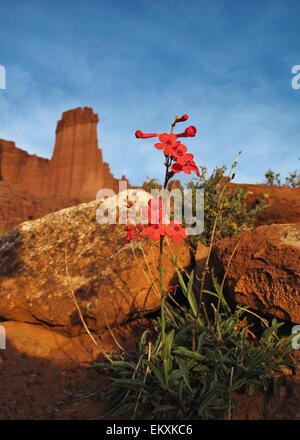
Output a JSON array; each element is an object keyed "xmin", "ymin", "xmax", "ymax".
[
  {"xmin": 0, "ymin": 107, "xmax": 129, "ymax": 203},
  {"xmin": 47, "ymin": 107, "xmax": 126, "ymax": 201},
  {"xmin": 0, "ymin": 139, "xmax": 49, "ymax": 195},
  {"xmin": 0, "ymin": 107, "xmax": 130, "ymax": 230}
]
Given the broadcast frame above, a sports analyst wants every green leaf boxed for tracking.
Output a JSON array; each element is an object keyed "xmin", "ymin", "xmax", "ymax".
[
  {"xmin": 110, "ymin": 361, "xmax": 135, "ymax": 369},
  {"xmin": 163, "ymin": 330, "xmax": 175, "ymax": 386},
  {"xmin": 211, "ymin": 269, "xmax": 221, "ymax": 294},
  {"xmin": 110, "ymin": 377, "xmax": 151, "ymax": 391},
  {"xmin": 175, "ymin": 268, "xmax": 187, "ymax": 296},
  {"xmin": 163, "ymin": 330, "xmax": 175, "ymax": 362},
  {"xmin": 192, "ymin": 365, "xmax": 210, "ymax": 373},
  {"xmin": 187, "ymin": 270, "xmax": 198, "ymax": 317},
  {"xmin": 202, "ymin": 289, "xmax": 231, "ymax": 313},
  {"xmin": 197, "ymin": 331, "xmax": 207, "ymax": 351},
  {"xmin": 173, "ymin": 346, "xmax": 205, "ymax": 361},
  {"xmin": 138, "ymin": 330, "xmax": 148, "ymax": 353},
  {"xmin": 143, "ymin": 360, "xmax": 167, "ymax": 390}
]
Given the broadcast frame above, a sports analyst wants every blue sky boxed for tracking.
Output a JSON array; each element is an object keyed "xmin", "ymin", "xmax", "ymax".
[{"xmin": 0, "ymin": 0, "xmax": 299, "ymax": 187}]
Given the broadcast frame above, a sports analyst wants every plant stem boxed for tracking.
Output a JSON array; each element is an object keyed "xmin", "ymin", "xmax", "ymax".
[
  {"xmin": 160, "ymin": 235, "xmax": 166, "ymax": 344},
  {"xmin": 159, "ymin": 117, "xmax": 182, "ymax": 345}
]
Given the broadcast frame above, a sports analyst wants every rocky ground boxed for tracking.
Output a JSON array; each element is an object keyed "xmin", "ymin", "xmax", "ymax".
[
  {"xmin": 0, "ymin": 190, "xmax": 300, "ymax": 420},
  {"xmin": 0, "ymin": 319, "xmax": 145, "ymax": 420},
  {"xmin": 1, "ymin": 317, "xmax": 300, "ymax": 420}
]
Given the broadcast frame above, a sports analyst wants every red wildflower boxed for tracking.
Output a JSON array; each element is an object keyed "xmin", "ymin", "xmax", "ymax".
[
  {"xmin": 165, "ymin": 220, "xmax": 188, "ymax": 243},
  {"xmin": 172, "ymin": 153, "xmax": 200, "ymax": 176},
  {"xmin": 176, "ymin": 126, "xmax": 197, "ymax": 138},
  {"xmin": 175, "ymin": 152, "xmax": 194, "ymax": 166},
  {"xmin": 141, "ymin": 223, "xmax": 167, "ymax": 241},
  {"xmin": 124, "ymin": 224, "xmax": 144, "ymax": 243},
  {"xmin": 154, "ymin": 133, "xmax": 179, "ymax": 152},
  {"xmin": 165, "ymin": 142, "xmax": 187, "ymax": 159}
]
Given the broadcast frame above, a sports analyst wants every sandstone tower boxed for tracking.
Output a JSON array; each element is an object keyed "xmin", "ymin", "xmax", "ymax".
[
  {"xmin": 48, "ymin": 107, "xmax": 126, "ymax": 201},
  {"xmin": 0, "ymin": 107, "xmax": 129, "ymax": 203}
]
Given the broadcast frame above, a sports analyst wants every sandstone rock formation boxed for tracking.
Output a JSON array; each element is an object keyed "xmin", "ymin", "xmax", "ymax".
[
  {"xmin": 0, "ymin": 181, "xmax": 46, "ymax": 231},
  {"xmin": 206, "ymin": 223, "xmax": 300, "ymax": 323},
  {"xmin": 0, "ymin": 107, "xmax": 130, "ymax": 230},
  {"xmin": 0, "ymin": 139, "xmax": 49, "ymax": 195},
  {"xmin": 226, "ymin": 182, "xmax": 300, "ymax": 226},
  {"xmin": 48, "ymin": 107, "xmax": 128, "ymax": 201},
  {"xmin": 0, "ymin": 198, "xmax": 190, "ymax": 336}
]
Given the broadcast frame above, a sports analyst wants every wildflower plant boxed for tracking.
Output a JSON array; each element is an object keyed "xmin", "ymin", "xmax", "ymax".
[
  {"xmin": 124, "ymin": 114, "xmax": 199, "ymax": 344},
  {"xmin": 93, "ymin": 114, "xmax": 297, "ymax": 420}
]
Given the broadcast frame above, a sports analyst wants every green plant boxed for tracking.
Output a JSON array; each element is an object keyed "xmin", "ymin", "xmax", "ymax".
[
  {"xmin": 284, "ymin": 169, "xmax": 300, "ymax": 188},
  {"xmin": 263, "ymin": 160, "xmax": 300, "ymax": 188},
  {"xmin": 94, "ymin": 272, "xmax": 296, "ymax": 420},
  {"xmin": 186, "ymin": 165, "xmax": 268, "ymax": 247},
  {"xmin": 90, "ymin": 119, "xmax": 296, "ymax": 421},
  {"xmin": 264, "ymin": 168, "xmax": 281, "ymax": 186}
]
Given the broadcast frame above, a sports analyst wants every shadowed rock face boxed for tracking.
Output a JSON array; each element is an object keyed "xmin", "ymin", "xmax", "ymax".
[
  {"xmin": 0, "ymin": 106, "xmax": 129, "ymax": 206},
  {"xmin": 0, "ymin": 199, "xmax": 191, "ymax": 336},
  {"xmin": 0, "ymin": 181, "xmax": 46, "ymax": 231}
]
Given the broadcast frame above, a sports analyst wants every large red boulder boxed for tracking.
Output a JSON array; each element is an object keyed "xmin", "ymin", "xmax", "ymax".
[
  {"xmin": 206, "ymin": 223, "xmax": 300, "ymax": 323},
  {"xmin": 0, "ymin": 199, "xmax": 190, "ymax": 336}
]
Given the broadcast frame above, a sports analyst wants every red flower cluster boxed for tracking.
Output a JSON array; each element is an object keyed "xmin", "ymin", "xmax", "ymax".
[
  {"xmin": 123, "ymin": 224, "xmax": 144, "ymax": 244},
  {"xmin": 136, "ymin": 114, "xmax": 199, "ymax": 177},
  {"xmin": 126, "ymin": 114, "xmax": 198, "ymax": 245},
  {"xmin": 124, "ymin": 199, "xmax": 187, "ymax": 244}
]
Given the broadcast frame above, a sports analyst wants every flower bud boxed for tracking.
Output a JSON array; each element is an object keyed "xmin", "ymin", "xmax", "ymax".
[
  {"xmin": 135, "ymin": 130, "xmax": 161, "ymax": 139},
  {"xmin": 176, "ymin": 125, "xmax": 197, "ymax": 138},
  {"xmin": 174, "ymin": 114, "xmax": 189, "ymax": 124}
]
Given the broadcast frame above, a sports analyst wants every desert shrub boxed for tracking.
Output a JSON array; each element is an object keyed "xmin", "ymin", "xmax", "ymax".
[
  {"xmin": 284, "ymin": 169, "xmax": 300, "ymax": 188},
  {"xmin": 264, "ymin": 169, "xmax": 281, "ymax": 186},
  {"xmin": 263, "ymin": 160, "xmax": 300, "ymax": 188},
  {"xmin": 186, "ymin": 166, "xmax": 268, "ymax": 247}
]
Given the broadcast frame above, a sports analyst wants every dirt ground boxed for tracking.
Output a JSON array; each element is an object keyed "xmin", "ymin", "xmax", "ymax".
[{"xmin": 0, "ymin": 319, "xmax": 299, "ymax": 420}]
